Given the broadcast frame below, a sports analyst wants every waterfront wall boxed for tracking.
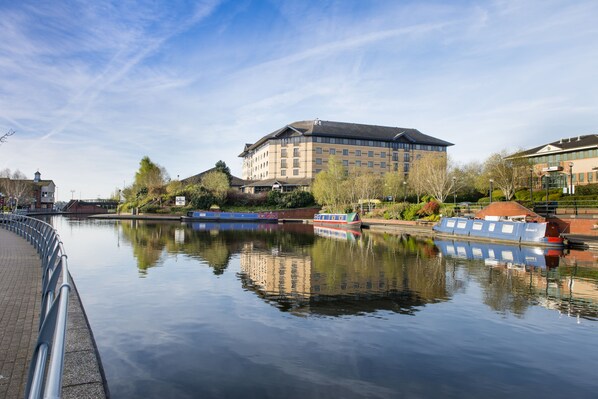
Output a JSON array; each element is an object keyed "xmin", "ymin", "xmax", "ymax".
[{"xmin": 549, "ymin": 215, "xmax": 598, "ymax": 236}]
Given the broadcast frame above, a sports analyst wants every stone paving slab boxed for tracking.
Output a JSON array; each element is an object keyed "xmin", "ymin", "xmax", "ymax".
[
  {"xmin": 0, "ymin": 228, "xmax": 107, "ymax": 399},
  {"xmin": 0, "ymin": 228, "xmax": 42, "ymax": 399}
]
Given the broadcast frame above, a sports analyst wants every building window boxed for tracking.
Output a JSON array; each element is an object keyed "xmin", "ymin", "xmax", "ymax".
[
  {"xmin": 404, "ymin": 153, "xmax": 410, "ymax": 162},
  {"xmin": 381, "ymin": 162, "xmax": 386, "ymax": 169},
  {"xmin": 368, "ymin": 161, "xmax": 373, "ymax": 168},
  {"xmin": 356, "ymin": 150, "xmax": 361, "ymax": 156},
  {"xmin": 293, "ymin": 169, "xmax": 299, "ymax": 176},
  {"xmin": 579, "ymin": 173, "xmax": 584, "ymax": 182},
  {"xmin": 315, "ymin": 169, "xmax": 322, "ymax": 173},
  {"xmin": 404, "ymin": 163, "xmax": 410, "ymax": 173},
  {"xmin": 316, "ymin": 158, "xmax": 322, "ymax": 165},
  {"xmin": 293, "ymin": 159, "xmax": 300, "ymax": 168},
  {"xmin": 368, "ymin": 151, "xmax": 373, "ymax": 157},
  {"xmin": 316, "ymin": 147, "xmax": 322, "ymax": 154},
  {"xmin": 281, "ymin": 160, "xmax": 287, "ymax": 168},
  {"xmin": 380, "ymin": 152, "xmax": 386, "ymax": 158},
  {"xmin": 394, "ymin": 163, "xmax": 399, "ymax": 171},
  {"xmin": 293, "ymin": 148, "xmax": 300, "ymax": 157},
  {"xmin": 588, "ymin": 172, "xmax": 593, "ymax": 183},
  {"xmin": 392, "ymin": 153, "xmax": 398, "ymax": 161},
  {"xmin": 329, "ymin": 148, "xmax": 336, "ymax": 155},
  {"xmin": 343, "ymin": 149, "xmax": 349, "ymax": 156},
  {"xmin": 281, "ymin": 169, "xmax": 286, "ymax": 176},
  {"xmin": 281, "ymin": 149, "xmax": 287, "ymax": 158},
  {"xmin": 356, "ymin": 160, "xmax": 362, "ymax": 167},
  {"xmin": 343, "ymin": 160, "xmax": 349, "ymax": 167}
]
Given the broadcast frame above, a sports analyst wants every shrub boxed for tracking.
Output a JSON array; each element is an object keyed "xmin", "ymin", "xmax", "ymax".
[
  {"xmin": 403, "ymin": 203, "xmax": 423, "ymax": 221},
  {"xmin": 417, "ymin": 200, "xmax": 440, "ymax": 217},
  {"xmin": 383, "ymin": 203, "xmax": 408, "ymax": 220},
  {"xmin": 575, "ymin": 184, "xmax": 598, "ymax": 195}
]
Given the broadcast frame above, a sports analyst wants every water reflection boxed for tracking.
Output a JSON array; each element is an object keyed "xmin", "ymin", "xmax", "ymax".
[
  {"xmin": 436, "ymin": 239, "xmax": 598, "ymax": 321},
  {"xmin": 114, "ymin": 219, "xmax": 598, "ymax": 320}
]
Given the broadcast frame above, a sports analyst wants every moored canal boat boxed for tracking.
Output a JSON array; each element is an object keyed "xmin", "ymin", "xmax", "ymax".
[
  {"xmin": 433, "ymin": 217, "xmax": 564, "ymax": 248},
  {"xmin": 182, "ymin": 210, "xmax": 278, "ymax": 223},
  {"xmin": 313, "ymin": 212, "xmax": 362, "ymax": 229}
]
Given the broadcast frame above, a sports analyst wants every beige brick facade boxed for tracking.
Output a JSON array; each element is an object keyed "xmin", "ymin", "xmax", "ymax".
[{"xmin": 240, "ymin": 120, "xmax": 453, "ymax": 192}]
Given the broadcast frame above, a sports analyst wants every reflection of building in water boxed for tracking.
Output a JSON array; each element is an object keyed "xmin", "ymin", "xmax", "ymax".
[
  {"xmin": 240, "ymin": 243, "xmax": 313, "ymax": 300},
  {"xmin": 499, "ymin": 266, "xmax": 598, "ymax": 320},
  {"xmin": 436, "ymin": 240, "xmax": 598, "ymax": 320},
  {"xmin": 239, "ymin": 238, "xmax": 450, "ymax": 316}
]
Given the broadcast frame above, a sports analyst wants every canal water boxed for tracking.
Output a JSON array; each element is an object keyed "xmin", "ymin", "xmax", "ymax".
[{"xmin": 51, "ymin": 217, "xmax": 598, "ymax": 399}]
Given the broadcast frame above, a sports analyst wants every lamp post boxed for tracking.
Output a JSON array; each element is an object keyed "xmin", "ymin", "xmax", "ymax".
[
  {"xmin": 489, "ymin": 179, "xmax": 494, "ymax": 203},
  {"xmin": 452, "ymin": 176, "xmax": 457, "ymax": 206},
  {"xmin": 545, "ymin": 174, "xmax": 550, "ymax": 215},
  {"xmin": 403, "ymin": 181, "xmax": 407, "ymax": 203},
  {"xmin": 569, "ymin": 162, "xmax": 574, "ymax": 195},
  {"xmin": 529, "ymin": 168, "xmax": 534, "ymax": 205}
]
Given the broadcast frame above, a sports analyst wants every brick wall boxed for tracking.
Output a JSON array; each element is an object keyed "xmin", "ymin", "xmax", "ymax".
[
  {"xmin": 275, "ymin": 207, "xmax": 320, "ymax": 219},
  {"xmin": 548, "ymin": 216, "xmax": 598, "ymax": 236}
]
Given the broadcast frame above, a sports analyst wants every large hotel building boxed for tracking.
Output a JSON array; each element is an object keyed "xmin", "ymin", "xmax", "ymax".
[{"xmin": 239, "ymin": 119, "xmax": 453, "ymax": 193}]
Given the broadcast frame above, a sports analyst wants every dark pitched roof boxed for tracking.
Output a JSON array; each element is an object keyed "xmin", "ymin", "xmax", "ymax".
[
  {"xmin": 181, "ymin": 167, "xmax": 245, "ymax": 187},
  {"xmin": 239, "ymin": 119, "xmax": 454, "ymax": 156},
  {"xmin": 242, "ymin": 177, "xmax": 312, "ymax": 188},
  {"xmin": 511, "ymin": 135, "xmax": 598, "ymax": 158}
]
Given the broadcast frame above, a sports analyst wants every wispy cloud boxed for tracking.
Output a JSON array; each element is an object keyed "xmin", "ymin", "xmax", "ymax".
[{"xmin": 1, "ymin": 0, "xmax": 598, "ymax": 199}]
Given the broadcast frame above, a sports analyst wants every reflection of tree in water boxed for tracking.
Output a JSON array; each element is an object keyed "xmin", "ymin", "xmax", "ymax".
[
  {"xmin": 238, "ymin": 230, "xmax": 453, "ymax": 317},
  {"xmin": 119, "ymin": 221, "xmax": 314, "ymax": 275},
  {"xmin": 120, "ymin": 221, "xmax": 170, "ymax": 275}
]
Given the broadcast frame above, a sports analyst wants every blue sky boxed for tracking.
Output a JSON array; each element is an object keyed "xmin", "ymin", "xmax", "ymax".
[{"xmin": 1, "ymin": 0, "xmax": 597, "ymax": 201}]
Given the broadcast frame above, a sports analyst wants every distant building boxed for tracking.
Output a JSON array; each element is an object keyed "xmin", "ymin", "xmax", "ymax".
[
  {"xmin": 510, "ymin": 135, "xmax": 598, "ymax": 192},
  {"xmin": 0, "ymin": 170, "xmax": 55, "ymax": 210},
  {"xmin": 238, "ymin": 119, "xmax": 453, "ymax": 193},
  {"xmin": 181, "ymin": 167, "xmax": 245, "ymax": 190},
  {"xmin": 31, "ymin": 171, "xmax": 56, "ymax": 209}
]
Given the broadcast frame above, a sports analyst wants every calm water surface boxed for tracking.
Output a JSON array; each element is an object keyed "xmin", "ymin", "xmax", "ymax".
[{"xmin": 51, "ymin": 217, "xmax": 598, "ymax": 399}]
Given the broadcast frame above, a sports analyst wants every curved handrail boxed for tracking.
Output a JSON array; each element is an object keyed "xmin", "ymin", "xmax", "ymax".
[{"xmin": 0, "ymin": 213, "xmax": 71, "ymax": 399}]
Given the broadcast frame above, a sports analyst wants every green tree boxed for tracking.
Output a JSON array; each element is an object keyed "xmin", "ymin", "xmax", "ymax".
[
  {"xmin": 201, "ymin": 171, "xmax": 230, "ymax": 204},
  {"xmin": 134, "ymin": 156, "xmax": 169, "ymax": 198},
  {"xmin": 383, "ymin": 169, "xmax": 405, "ymax": 202},
  {"xmin": 215, "ymin": 160, "xmax": 232, "ymax": 184},
  {"xmin": 311, "ymin": 156, "xmax": 349, "ymax": 212}
]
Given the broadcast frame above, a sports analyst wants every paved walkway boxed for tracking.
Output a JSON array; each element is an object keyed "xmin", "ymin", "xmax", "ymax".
[
  {"xmin": 0, "ymin": 228, "xmax": 107, "ymax": 399},
  {"xmin": 0, "ymin": 228, "xmax": 42, "ymax": 399}
]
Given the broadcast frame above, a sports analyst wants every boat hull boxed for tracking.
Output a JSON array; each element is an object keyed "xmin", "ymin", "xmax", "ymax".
[
  {"xmin": 433, "ymin": 217, "xmax": 565, "ymax": 248},
  {"xmin": 313, "ymin": 212, "xmax": 362, "ymax": 230},
  {"xmin": 182, "ymin": 211, "xmax": 278, "ymax": 223}
]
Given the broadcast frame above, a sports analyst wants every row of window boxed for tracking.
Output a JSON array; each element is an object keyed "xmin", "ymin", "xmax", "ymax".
[
  {"xmin": 532, "ymin": 149, "xmax": 598, "ymax": 164},
  {"xmin": 275, "ymin": 136, "xmax": 446, "ymax": 151}
]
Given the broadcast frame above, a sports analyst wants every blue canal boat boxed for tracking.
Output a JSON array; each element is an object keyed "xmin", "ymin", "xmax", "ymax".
[
  {"xmin": 182, "ymin": 210, "xmax": 278, "ymax": 223},
  {"xmin": 433, "ymin": 217, "xmax": 564, "ymax": 248}
]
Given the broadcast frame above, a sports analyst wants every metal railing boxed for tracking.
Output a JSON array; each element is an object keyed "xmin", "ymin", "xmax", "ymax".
[{"xmin": 0, "ymin": 213, "xmax": 71, "ymax": 399}]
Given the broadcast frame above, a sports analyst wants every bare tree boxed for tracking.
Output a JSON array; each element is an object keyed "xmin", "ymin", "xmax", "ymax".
[
  {"xmin": 478, "ymin": 150, "xmax": 529, "ymax": 200},
  {"xmin": 0, "ymin": 129, "xmax": 15, "ymax": 145},
  {"xmin": 0, "ymin": 170, "xmax": 31, "ymax": 210},
  {"xmin": 410, "ymin": 153, "xmax": 457, "ymax": 203}
]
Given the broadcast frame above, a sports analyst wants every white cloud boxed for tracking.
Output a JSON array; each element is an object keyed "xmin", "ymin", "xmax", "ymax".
[{"xmin": 1, "ymin": 0, "xmax": 598, "ymax": 200}]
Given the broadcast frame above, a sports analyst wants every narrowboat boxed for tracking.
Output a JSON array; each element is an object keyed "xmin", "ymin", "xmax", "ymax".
[
  {"xmin": 433, "ymin": 217, "xmax": 564, "ymax": 248},
  {"xmin": 313, "ymin": 212, "xmax": 362, "ymax": 229},
  {"xmin": 434, "ymin": 239, "xmax": 561, "ymax": 269},
  {"xmin": 314, "ymin": 225, "xmax": 362, "ymax": 241},
  {"xmin": 182, "ymin": 210, "xmax": 278, "ymax": 223}
]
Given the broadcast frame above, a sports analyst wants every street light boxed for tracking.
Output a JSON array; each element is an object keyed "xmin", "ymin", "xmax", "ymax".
[
  {"xmin": 569, "ymin": 162, "xmax": 574, "ymax": 195},
  {"xmin": 529, "ymin": 168, "xmax": 534, "ymax": 205},
  {"xmin": 452, "ymin": 176, "xmax": 457, "ymax": 206},
  {"xmin": 489, "ymin": 179, "xmax": 494, "ymax": 203},
  {"xmin": 403, "ymin": 181, "xmax": 407, "ymax": 203}
]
